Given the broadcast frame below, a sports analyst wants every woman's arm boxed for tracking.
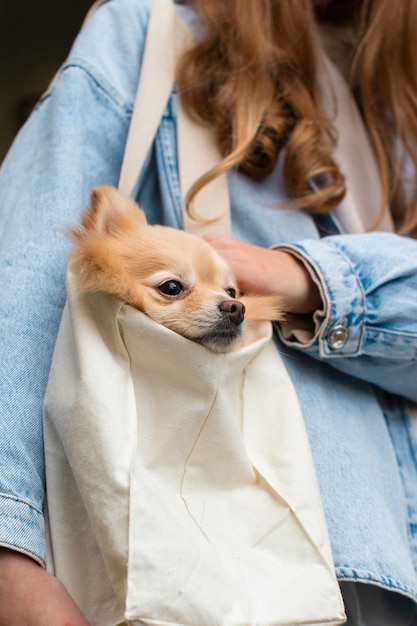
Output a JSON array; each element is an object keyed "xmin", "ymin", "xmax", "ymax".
[
  {"xmin": 0, "ymin": 550, "xmax": 89, "ymax": 626},
  {"xmin": 0, "ymin": 0, "xmax": 150, "ymax": 586},
  {"xmin": 204, "ymin": 231, "xmax": 417, "ymax": 401},
  {"xmin": 0, "ymin": 65, "xmax": 128, "ymax": 567}
]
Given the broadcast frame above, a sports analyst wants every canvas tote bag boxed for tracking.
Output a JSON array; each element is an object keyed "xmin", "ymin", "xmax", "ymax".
[{"xmin": 43, "ymin": 1, "xmax": 346, "ymax": 624}]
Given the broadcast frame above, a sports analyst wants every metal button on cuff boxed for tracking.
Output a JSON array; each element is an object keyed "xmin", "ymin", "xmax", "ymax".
[{"xmin": 328, "ymin": 324, "xmax": 349, "ymax": 350}]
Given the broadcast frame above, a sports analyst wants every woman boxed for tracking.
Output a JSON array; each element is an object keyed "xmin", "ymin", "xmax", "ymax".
[{"xmin": 1, "ymin": 0, "xmax": 417, "ymax": 623}]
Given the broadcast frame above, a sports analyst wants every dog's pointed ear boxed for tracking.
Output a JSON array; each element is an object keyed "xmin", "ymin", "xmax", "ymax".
[{"xmin": 82, "ymin": 185, "xmax": 148, "ymax": 233}]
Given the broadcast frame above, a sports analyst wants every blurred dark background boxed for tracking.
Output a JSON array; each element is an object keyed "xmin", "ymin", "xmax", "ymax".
[{"xmin": 0, "ymin": 0, "xmax": 94, "ymax": 162}]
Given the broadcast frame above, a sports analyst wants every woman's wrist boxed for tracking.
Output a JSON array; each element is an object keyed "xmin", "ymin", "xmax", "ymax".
[{"xmin": 268, "ymin": 249, "xmax": 323, "ymax": 314}]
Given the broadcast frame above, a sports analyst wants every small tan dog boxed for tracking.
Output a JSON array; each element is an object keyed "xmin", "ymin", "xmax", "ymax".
[{"xmin": 69, "ymin": 186, "xmax": 284, "ymax": 352}]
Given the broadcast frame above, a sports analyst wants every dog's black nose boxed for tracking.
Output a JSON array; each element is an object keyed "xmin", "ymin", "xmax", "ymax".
[{"xmin": 219, "ymin": 300, "xmax": 246, "ymax": 325}]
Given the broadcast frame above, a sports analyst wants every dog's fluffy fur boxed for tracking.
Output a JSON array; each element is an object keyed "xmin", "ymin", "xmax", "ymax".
[{"xmin": 69, "ymin": 186, "xmax": 284, "ymax": 352}]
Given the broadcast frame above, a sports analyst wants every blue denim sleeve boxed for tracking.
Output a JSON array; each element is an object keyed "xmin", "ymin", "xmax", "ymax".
[
  {"xmin": 0, "ymin": 0, "xmax": 151, "ymax": 564},
  {"xmin": 276, "ymin": 233, "xmax": 417, "ymax": 402}
]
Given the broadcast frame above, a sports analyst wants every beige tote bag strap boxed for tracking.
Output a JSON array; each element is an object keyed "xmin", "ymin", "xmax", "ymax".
[
  {"xmin": 118, "ymin": 0, "xmax": 186, "ymax": 197},
  {"xmin": 118, "ymin": 0, "xmax": 231, "ymax": 235},
  {"xmin": 177, "ymin": 101, "xmax": 231, "ymax": 236}
]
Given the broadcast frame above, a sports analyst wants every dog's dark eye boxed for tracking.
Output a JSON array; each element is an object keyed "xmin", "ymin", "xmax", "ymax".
[
  {"xmin": 157, "ymin": 280, "xmax": 184, "ymax": 296},
  {"xmin": 226, "ymin": 287, "xmax": 237, "ymax": 299}
]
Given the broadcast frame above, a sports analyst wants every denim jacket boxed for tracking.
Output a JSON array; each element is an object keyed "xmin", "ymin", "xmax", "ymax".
[{"xmin": 1, "ymin": 0, "xmax": 417, "ymax": 610}]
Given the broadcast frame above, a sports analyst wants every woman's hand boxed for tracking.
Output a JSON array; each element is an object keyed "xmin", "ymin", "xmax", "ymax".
[
  {"xmin": 203, "ymin": 233, "xmax": 322, "ymax": 314},
  {"xmin": 0, "ymin": 548, "xmax": 90, "ymax": 626}
]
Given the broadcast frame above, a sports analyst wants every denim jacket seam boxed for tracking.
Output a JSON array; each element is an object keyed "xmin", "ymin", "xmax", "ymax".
[
  {"xmin": 0, "ymin": 494, "xmax": 46, "ymax": 565},
  {"xmin": 364, "ymin": 328, "xmax": 417, "ymax": 362},
  {"xmin": 366, "ymin": 325, "xmax": 417, "ymax": 339},
  {"xmin": 404, "ymin": 410, "xmax": 417, "ymax": 471},
  {"xmin": 41, "ymin": 59, "xmax": 133, "ymax": 120},
  {"xmin": 317, "ymin": 239, "xmax": 367, "ymax": 358},
  {"xmin": 155, "ymin": 93, "xmax": 184, "ymax": 229},
  {"xmin": 0, "ymin": 492, "xmax": 43, "ymax": 516},
  {"xmin": 404, "ymin": 412, "xmax": 417, "ymax": 569},
  {"xmin": 336, "ymin": 566, "xmax": 417, "ymax": 601},
  {"xmin": 381, "ymin": 397, "xmax": 417, "ymax": 570},
  {"xmin": 391, "ymin": 449, "xmax": 417, "ymax": 571}
]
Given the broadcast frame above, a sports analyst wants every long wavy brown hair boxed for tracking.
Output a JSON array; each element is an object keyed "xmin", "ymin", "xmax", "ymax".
[{"xmin": 175, "ymin": 0, "xmax": 417, "ymax": 235}]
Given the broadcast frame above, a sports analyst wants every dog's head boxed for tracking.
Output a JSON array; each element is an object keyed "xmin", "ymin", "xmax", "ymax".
[{"xmin": 70, "ymin": 186, "xmax": 283, "ymax": 351}]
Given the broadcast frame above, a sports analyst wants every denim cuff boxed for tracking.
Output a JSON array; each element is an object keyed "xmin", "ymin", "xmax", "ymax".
[
  {"xmin": 0, "ymin": 493, "xmax": 46, "ymax": 567},
  {"xmin": 274, "ymin": 240, "xmax": 366, "ymax": 358}
]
